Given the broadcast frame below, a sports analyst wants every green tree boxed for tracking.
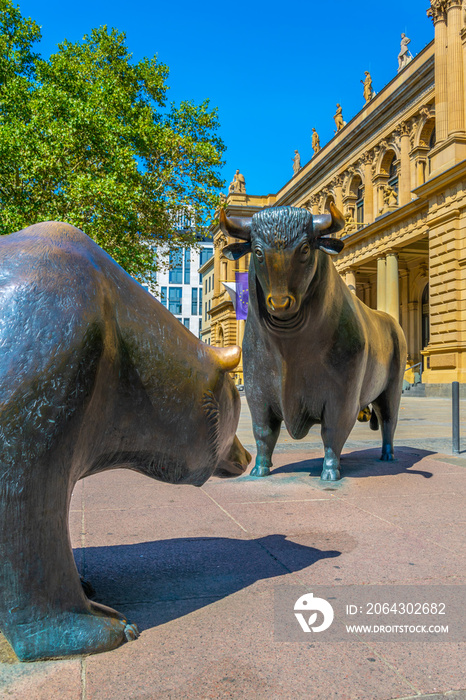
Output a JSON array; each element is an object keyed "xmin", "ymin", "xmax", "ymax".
[{"xmin": 0, "ymin": 1, "xmax": 224, "ymax": 279}]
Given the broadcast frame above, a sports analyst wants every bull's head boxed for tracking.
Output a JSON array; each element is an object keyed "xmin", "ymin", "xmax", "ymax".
[{"xmin": 220, "ymin": 204, "xmax": 345, "ymax": 331}]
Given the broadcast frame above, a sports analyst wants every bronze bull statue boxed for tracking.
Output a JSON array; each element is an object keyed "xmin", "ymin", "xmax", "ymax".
[
  {"xmin": 0, "ymin": 222, "xmax": 250, "ymax": 661},
  {"xmin": 221, "ymin": 203, "xmax": 407, "ymax": 481}
]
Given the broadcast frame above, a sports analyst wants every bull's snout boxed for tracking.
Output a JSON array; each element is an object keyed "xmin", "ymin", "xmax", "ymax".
[{"xmin": 267, "ymin": 294, "xmax": 297, "ymax": 316}]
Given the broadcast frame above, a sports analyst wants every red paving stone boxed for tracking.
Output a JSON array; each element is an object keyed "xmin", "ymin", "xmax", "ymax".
[{"xmin": 1, "ymin": 397, "xmax": 466, "ymax": 699}]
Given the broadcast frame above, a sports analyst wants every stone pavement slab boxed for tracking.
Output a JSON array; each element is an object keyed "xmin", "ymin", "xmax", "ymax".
[{"xmin": 1, "ymin": 396, "xmax": 465, "ymax": 699}]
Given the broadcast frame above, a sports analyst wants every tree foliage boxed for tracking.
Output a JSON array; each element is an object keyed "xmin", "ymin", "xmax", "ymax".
[{"xmin": 0, "ymin": 1, "xmax": 225, "ymax": 278}]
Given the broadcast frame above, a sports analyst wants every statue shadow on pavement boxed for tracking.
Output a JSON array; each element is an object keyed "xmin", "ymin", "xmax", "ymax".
[
  {"xmin": 271, "ymin": 447, "xmax": 435, "ymax": 479},
  {"xmin": 74, "ymin": 534, "xmax": 341, "ymax": 633}
]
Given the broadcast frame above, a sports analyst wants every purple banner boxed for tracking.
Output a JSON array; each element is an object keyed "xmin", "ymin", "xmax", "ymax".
[{"xmin": 235, "ymin": 272, "xmax": 249, "ymax": 320}]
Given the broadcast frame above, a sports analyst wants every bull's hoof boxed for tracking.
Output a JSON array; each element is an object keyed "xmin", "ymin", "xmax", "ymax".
[
  {"xmin": 380, "ymin": 445, "xmax": 395, "ymax": 461},
  {"xmin": 320, "ymin": 468, "xmax": 340, "ymax": 481},
  {"xmin": 250, "ymin": 465, "xmax": 271, "ymax": 477}
]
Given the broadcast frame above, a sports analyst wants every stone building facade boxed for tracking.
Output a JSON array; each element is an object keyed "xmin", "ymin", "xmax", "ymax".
[{"xmin": 209, "ymin": 1, "xmax": 466, "ymax": 391}]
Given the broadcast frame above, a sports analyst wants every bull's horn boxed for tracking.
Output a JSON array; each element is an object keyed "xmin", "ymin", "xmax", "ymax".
[
  {"xmin": 210, "ymin": 345, "xmax": 242, "ymax": 373},
  {"xmin": 219, "ymin": 208, "xmax": 252, "ymax": 241},
  {"xmin": 313, "ymin": 201, "xmax": 345, "ymax": 236}
]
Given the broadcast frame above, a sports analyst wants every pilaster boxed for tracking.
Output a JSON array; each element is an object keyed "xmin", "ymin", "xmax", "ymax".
[
  {"xmin": 363, "ymin": 152, "xmax": 374, "ymax": 226},
  {"xmin": 446, "ymin": 0, "xmax": 465, "ymax": 136},
  {"xmin": 399, "ymin": 123, "xmax": 412, "ymax": 206},
  {"xmin": 428, "ymin": 1, "xmax": 448, "ymax": 142}
]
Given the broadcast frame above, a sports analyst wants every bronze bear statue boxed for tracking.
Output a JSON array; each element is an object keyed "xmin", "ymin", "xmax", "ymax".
[{"xmin": 0, "ymin": 222, "xmax": 250, "ymax": 661}]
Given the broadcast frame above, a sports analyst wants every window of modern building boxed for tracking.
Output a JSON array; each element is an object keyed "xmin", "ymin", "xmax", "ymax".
[
  {"xmin": 184, "ymin": 249, "xmax": 191, "ymax": 284},
  {"xmin": 183, "ymin": 318, "xmax": 190, "ymax": 329},
  {"xmin": 168, "ymin": 287, "xmax": 182, "ymax": 314},
  {"xmin": 191, "ymin": 288, "xmax": 198, "ymax": 315},
  {"xmin": 200, "ymin": 248, "xmax": 213, "ymax": 267},
  {"xmin": 160, "ymin": 286, "xmax": 167, "ymax": 307},
  {"xmin": 199, "ymin": 287, "xmax": 202, "ymax": 315},
  {"xmin": 169, "ymin": 249, "xmax": 183, "ymax": 284}
]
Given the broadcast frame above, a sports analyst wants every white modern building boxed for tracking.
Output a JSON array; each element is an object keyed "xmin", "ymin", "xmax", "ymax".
[{"xmin": 144, "ymin": 238, "xmax": 213, "ymax": 338}]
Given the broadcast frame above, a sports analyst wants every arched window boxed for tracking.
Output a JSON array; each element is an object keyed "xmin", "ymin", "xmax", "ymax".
[
  {"xmin": 356, "ymin": 181, "xmax": 364, "ymax": 227},
  {"xmin": 388, "ymin": 157, "xmax": 398, "ymax": 198},
  {"xmin": 428, "ymin": 129, "xmax": 436, "ymax": 174}
]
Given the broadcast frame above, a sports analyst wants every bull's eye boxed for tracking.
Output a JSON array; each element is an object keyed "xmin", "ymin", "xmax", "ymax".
[
  {"xmin": 254, "ymin": 247, "xmax": 264, "ymax": 262},
  {"xmin": 299, "ymin": 243, "xmax": 311, "ymax": 260}
]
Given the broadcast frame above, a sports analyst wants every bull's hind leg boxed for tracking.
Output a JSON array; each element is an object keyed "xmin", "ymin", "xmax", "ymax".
[
  {"xmin": 0, "ymin": 460, "xmax": 138, "ymax": 661},
  {"xmin": 249, "ymin": 409, "xmax": 282, "ymax": 478},
  {"xmin": 320, "ymin": 403, "xmax": 360, "ymax": 481},
  {"xmin": 372, "ymin": 384, "xmax": 402, "ymax": 461}
]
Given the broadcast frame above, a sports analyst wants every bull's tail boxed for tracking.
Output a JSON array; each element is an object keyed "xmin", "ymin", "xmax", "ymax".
[{"xmin": 357, "ymin": 405, "xmax": 379, "ymax": 431}]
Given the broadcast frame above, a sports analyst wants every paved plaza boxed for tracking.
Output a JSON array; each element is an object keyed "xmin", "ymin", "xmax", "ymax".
[{"xmin": 1, "ymin": 395, "xmax": 466, "ymax": 699}]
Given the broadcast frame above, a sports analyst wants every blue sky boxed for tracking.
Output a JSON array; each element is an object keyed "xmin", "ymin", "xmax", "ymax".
[{"xmin": 20, "ymin": 0, "xmax": 434, "ymax": 197}]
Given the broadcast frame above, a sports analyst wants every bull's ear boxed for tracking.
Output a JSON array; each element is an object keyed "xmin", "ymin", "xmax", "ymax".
[
  {"xmin": 316, "ymin": 237, "xmax": 344, "ymax": 255},
  {"xmin": 223, "ymin": 242, "xmax": 252, "ymax": 260}
]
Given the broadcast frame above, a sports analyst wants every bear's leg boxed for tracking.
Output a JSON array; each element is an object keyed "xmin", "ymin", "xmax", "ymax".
[{"xmin": 0, "ymin": 462, "xmax": 138, "ymax": 661}]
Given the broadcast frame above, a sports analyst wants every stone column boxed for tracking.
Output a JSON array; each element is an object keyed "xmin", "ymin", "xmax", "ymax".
[
  {"xmin": 462, "ymin": 26, "xmax": 466, "ymax": 128},
  {"xmin": 363, "ymin": 152, "xmax": 374, "ymax": 225},
  {"xmin": 428, "ymin": 1, "xmax": 448, "ymax": 142},
  {"xmin": 446, "ymin": 0, "xmax": 465, "ymax": 136},
  {"xmin": 377, "ymin": 257, "xmax": 386, "ymax": 312},
  {"xmin": 385, "ymin": 252, "xmax": 400, "ymax": 322},
  {"xmin": 345, "ymin": 268, "xmax": 357, "ymax": 294},
  {"xmin": 399, "ymin": 123, "xmax": 411, "ymax": 206}
]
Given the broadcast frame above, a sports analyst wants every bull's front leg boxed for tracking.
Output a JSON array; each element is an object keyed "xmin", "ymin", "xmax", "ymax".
[
  {"xmin": 320, "ymin": 403, "xmax": 359, "ymax": 481},
  {"xmin": 250, "ymin": 411, "xmax": 282, "ymax": 478}
]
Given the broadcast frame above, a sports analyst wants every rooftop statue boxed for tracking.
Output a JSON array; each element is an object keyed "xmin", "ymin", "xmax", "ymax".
[
  {"xmin": 334, "ymin": 103, "xmax": 345, "ymax": 132},
  {"xmin": 292, "ymin": 150, "xmax": 301, "ymax": 175},
  {"xmin": 361, "ymin": 71, "xmax": 373, "ymax": 103},
  {"xmin": 220, "ymin": 204, "xmax": 407, "ymax": 482},
  {"xmin": 229, "ymin": 169, "xmax": 246, "ymax": 194},
  {"xmin": 0, "ymin": 222, "xmax": 250, "ymax": 661},
  {"xmin": 398, "ymin": 33, "xmax": 412, "ymax": 71},
  {"xmin": 311, "ymin": 128, "xmax": 321, "ymax": 154}
]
